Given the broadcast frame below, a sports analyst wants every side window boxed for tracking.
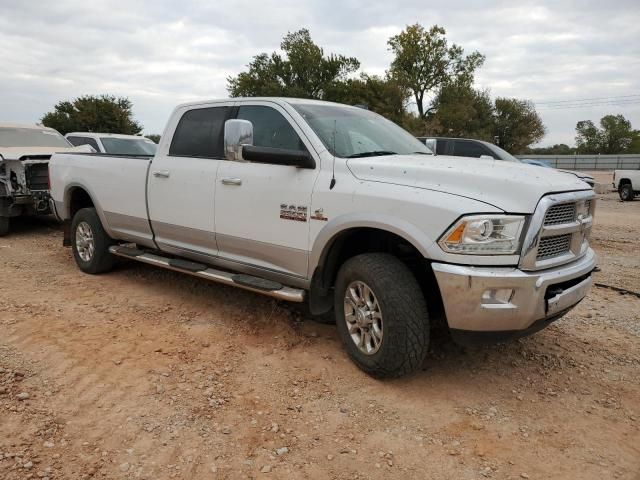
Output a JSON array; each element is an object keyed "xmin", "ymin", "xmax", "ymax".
[
  {"xmin": 169, "ymin": 106, "xmax": 229, "ymax": 158},
  {"xmin": 435, "ymin": 140, "xmax": 448, "ymax": 155},
  {"xmin": 67, "ymin": 136, "xmax": 100, "ymax": 152},
  {"xmin": 237, "ymin": 106, "xmax": 305, "ymax": 152},
  {"xmin": 453, "ymin": 140, "xmax": 492, "ymax": 158}
]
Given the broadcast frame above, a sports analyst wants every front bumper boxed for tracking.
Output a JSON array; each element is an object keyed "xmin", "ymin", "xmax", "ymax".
[{"xmin": 432, "ymin": 248, "xmax": 596, "ymax": 339}]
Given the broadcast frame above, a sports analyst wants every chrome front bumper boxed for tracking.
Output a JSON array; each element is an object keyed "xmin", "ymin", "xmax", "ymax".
[{"xmin": 432, "ymin": 248, "xmax": 596, "ymax": 333}]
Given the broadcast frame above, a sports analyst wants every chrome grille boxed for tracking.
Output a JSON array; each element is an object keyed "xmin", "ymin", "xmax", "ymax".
[
  {"xmin": 520, "ymin": 191, "xmax": 596, "ymax": 271},
  {"xmin": 544, "ymin": 202, "xmax": 576, "ymax": 225},
  {"xmin": 536, "ymin": 234, "xmax": 572, "ymax": 260}
]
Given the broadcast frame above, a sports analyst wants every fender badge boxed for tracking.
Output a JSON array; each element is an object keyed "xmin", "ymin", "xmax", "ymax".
[{"xmin": 310, "ymin": 208, "xmax": 328, "ymax": 222}]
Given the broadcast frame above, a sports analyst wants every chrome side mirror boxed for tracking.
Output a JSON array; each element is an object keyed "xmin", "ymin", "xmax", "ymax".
[
  {"xmin": 224, "ymin": 119, "xmax": 253, "ymax": 161},
  {"xmin": 424, "ymin": 138, "xmax": 437, "ymax": 155}
]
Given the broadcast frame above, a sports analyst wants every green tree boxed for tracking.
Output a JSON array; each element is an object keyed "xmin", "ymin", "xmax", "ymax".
[
  {"xmin": 493, "ymin": 98, "xmax": 546, "ymax": 153},
  {"xmin": 326, "ymin": 74, "xmax": 409, "ymax": 125},
  {"xmin": 427, "ymin": 83, "xmax": 494, "ymax": 140},
  {"xmin": 387, "ymin": 24, "xmax": 484, "ymax": 119},
  {"xmin": 576, "ymin": 114, "xmax": 637, "ymax": 154},
  {"xmin": 41, "ymin": 95, "xmax": 142, "ymax": 135},
  {"xmin": 146, "ymin": 134, "xmax": 161, "ymax": 144},
  {"xmin": 227, "ymin": 29, "xmax": 360, "ymax": 99},
  {"xmin": 526, "ymin": 143, "xmax": 576, "ymax": 155}
]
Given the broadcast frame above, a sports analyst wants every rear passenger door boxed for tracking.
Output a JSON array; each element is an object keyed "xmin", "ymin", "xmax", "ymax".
[{"xmin": 147, "ymin": 102, "xmax": 233, "ymax": 260}]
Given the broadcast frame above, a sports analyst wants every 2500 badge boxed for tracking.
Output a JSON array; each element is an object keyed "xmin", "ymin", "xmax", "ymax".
[{"xmin": 280, "ymin": 204, "xmax": 308, "ymax": 222}]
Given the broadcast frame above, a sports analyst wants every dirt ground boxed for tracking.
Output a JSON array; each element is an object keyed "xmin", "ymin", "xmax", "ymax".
[{"xmin": 1, "ymin": 192, "xmax": 638, "ymax": 480}]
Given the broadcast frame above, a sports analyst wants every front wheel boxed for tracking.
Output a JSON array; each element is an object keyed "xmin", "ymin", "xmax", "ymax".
[
  {"xmin": 0, "ymin": 216, "xmax": 9, "ymax": 237},
  {"xmin": 619, "ymin": 184, "xmax": 634, "ymax": 201},
  {"xmin": 334, "ymin": 253, "xmax": 430, "ymax": 378},
  {"xmin": 71, "ymin": 208, "xmax": 115, "ymax": 274}
]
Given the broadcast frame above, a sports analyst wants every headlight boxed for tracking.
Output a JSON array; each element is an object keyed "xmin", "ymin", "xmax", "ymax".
[{"xmin": 439, "ymin": 215, "xmax": 526, "ymax": 255}]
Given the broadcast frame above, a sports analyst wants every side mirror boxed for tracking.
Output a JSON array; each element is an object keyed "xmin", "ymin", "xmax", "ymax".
[
  {"xmin": 242, "ymin": 146, "xmax": 316, "ymax": 169},
  {"xmin": 224, "ymin": 119, "xmax": 254, "ymax": 161},
  {"xmin": 424, "ymin": 138, "xmax": 437, "ymax": 154}
]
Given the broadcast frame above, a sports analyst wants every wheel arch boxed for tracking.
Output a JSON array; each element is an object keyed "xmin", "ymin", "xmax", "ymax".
[
  {"xmin": 308, "ymin": 215, "xmax": 443, "ymax": 319},
  {"xmin": 618, "ymin": 177, "xmax": 632, "ymax": 188},
  {"xmin": 63, "ymin": 183, "xmax": 114, "ymax": 239}
]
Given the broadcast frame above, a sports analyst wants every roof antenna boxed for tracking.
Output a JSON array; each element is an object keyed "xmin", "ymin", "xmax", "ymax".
[{"xmin": 330, "ymin": 120, "xmax": 337, "ymax": 190}]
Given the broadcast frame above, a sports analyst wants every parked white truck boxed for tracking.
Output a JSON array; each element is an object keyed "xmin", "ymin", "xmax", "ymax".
[
  {"xmin": 49, "ymin": 98, "xmax": 597, "ymax": 377},
  {"xmin": 613, "ymin": 169, "xmax": 639, "ymax": 201}
]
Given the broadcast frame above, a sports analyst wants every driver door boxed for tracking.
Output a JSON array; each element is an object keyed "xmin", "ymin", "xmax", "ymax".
[{"xmin": 214, "ymin": 102, "xmax": 320, "ymax": 278}]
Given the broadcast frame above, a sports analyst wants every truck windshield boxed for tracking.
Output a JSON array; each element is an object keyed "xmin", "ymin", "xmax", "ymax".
[
  {"xmin": 100, "ymin": 137, "xmax": 157, "ymax": 155},
  {"xmin": 292, "ymin": 104, "xmax": 431, "ymax": 158},
  {"xmin": 0, "ymin": 127, "xmax": 71, "ymax": 148}
]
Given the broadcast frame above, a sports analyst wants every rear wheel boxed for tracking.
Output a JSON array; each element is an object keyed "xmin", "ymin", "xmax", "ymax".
[
  {"xmin": 334, "ymin": 253, "xmax": 430, "ymax": 378},
  {"xmin": 71, "ymin": 208, "xmax": 115, "ymax": 274},
  {"xmin": 0, "ymin": 216, "xmax": 8, "ymax": 237},
  {"xmin": 619, "ymin": 184, "xmax": 634, "ymax": 201}
]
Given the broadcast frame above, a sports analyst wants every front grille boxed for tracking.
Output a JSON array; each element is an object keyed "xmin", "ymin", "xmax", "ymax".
[
  {"xmin": 544, "ymin": 202, "xmax": 576, "ymax": 225},
  {"xmin": 537, "ymin": 234, "xmax": 572, "ymax": 260},
  {"xmin": 520, "ymin": 192, "xmax": 595, "ymax": 271}
]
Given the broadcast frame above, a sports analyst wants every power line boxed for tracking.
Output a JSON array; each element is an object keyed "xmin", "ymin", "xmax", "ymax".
[
  {"xmin": 535, "ymin": 94, "xmax": 640, "ymax": 105},
  {"xmin": 538, "ymin": 99, "xmax": 640, "ymax": 110}
]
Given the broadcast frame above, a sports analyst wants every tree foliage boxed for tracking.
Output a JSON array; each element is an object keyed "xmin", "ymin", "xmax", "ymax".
[
  {"xmin": 425, "ymin": 83, "xmax": 494, "ymax": 140},
  {"xmin": 388, "ymin": 24, "xmax": 484, "ymax": 119},
  {"xmin": 492, "ymin": 98, "xmax": 546, "ymax": 153},
  {"xmin": 575, "ymin": 114, "xmax": 638, "ymax": 154},
  {"xmin": 41, "ymin": 95, "xmax": 142, "ymax": 135},
  {"xmin": 526, "ymin": 143, "xmax": 576, "ymax": 155},
  {"xmin": 146, "ymin": 134, "xmax": 161, "ymax": 144},
  {"xmin": 227, "ymin": 29, "xmax": 360, "ymax": 99},
  {"xmin": 326, "ymin": 74, "xmax": 409, "ymax": 125}
]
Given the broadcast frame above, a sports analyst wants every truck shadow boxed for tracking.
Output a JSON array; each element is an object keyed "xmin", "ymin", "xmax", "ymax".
[{"xmin": 5, "ymin": 215, "xmax": 61, "ymax": 237}]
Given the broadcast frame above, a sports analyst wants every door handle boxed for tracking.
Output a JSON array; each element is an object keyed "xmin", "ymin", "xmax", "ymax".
[
  {"xmin": 153, "ymin": 170, "xmax": 171, "ymax": 178},
  {"xmin": 221, "ymin": 177, "xmax": 242, "ymax": 186}
]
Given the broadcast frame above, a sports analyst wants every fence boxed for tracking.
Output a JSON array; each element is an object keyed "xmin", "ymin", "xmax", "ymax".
[{"xmin": 514, "ymin": 154, "xmax": 640, "ymax": 170}]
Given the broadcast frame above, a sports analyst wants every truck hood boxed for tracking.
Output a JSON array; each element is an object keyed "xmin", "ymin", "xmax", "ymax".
[
  {"xmin": 0, "ymin": 145, "xmax": 91, "ymax": 161},
  {"xmin": 346, "ymin": 154, "xmax": 590, "ymax": 213}
]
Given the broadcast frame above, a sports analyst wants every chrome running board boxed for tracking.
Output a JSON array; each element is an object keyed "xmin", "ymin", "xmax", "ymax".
[{"xmin": 108, "ymin": 246, "xmax": 305, "ymax": 303}]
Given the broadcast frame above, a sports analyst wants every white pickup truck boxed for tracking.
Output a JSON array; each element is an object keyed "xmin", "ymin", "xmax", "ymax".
[
  {"xmin": 49, "ymin": 98, "xmax": 597, "ymax": 378},
  {"xmin": 613, "ymin": 169, "xmax": 639, "ymax": 201},
  {"xmin": 0, "ymin": 123, "xmax": 90, "ymax": 236}
]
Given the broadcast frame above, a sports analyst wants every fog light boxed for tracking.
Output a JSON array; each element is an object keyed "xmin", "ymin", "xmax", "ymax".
[{"xmin": 481, "ymin": 288, "xmax": 514, "ymax": 305}]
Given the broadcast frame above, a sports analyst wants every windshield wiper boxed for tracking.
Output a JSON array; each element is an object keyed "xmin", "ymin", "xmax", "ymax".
[{"xmin": 347, "ymin": 150, "xmax": 397, "ymax": 158}]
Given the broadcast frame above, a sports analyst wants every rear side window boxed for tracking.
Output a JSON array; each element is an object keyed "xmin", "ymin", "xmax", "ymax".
[
  {"xmin": 436, "ymin": 140, "xmax": 448, "ymax": 155},
  {"xmin": 169, "ymin": 106, "xmax": 229, "ymax": 158},
  {"xmin": 237, "ymin": 105, "xmax": 305, "ymax": 152},
  {"xmin": 67, "ymin": 136, "xmax": 100, "ymax": 152},
  {"xmin": 452, "ymin": 140, "xmax": 493, "ymax": 158}
]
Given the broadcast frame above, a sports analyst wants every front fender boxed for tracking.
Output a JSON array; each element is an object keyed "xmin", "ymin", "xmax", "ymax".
[{"xmin": 308, "ymin": 212, "xmax": 435, "ymax": 276}]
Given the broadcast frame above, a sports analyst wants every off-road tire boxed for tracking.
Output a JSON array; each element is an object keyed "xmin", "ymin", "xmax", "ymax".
[
  {"xmin": 0, "ymin": 216, "xmax": 9, "ymax": 237},
  {"xmin": 619, "ymin": 184, "xmax": 634, "ymax": 202},
  {"xmin": 334, "ymin": 253, "xmax": 430, "ymax": 378},
  {"xmin": 71, "ymin": 208, "xmax": 115, "ymax": 274}
]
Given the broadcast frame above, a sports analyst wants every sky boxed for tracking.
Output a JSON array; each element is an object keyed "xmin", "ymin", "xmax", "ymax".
[{"xmin": 0, "ymin": 0, "xmax": 638, "ymax": 147}]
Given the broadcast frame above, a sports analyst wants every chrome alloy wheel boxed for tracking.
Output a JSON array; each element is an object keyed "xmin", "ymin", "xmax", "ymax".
[
  {"xmin": 343, "ymin": 281, "xmax": 383, "ymax": 355},
  {"xmin": 75, "ymin": 221, "xmax": 95, "ymax": 262}
]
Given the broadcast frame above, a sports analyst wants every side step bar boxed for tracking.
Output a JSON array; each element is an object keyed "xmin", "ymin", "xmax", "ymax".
[{"xmin": 108, "ymin": 246, "xmax": 305, "ymax": 303}]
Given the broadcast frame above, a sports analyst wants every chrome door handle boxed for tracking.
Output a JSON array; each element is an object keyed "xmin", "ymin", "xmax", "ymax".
[
  {"xmin": 153, "ymin": 170, "xmax": 170, "ymax": 178},
  {"xmin": 221, "ymin": 177, "xmax": 242, "ymax": 186}
]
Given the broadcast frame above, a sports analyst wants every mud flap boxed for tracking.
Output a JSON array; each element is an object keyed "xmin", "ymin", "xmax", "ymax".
[{"xmin": 62, "ymin": 220, "xmax": 71, "ymax": 247}]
